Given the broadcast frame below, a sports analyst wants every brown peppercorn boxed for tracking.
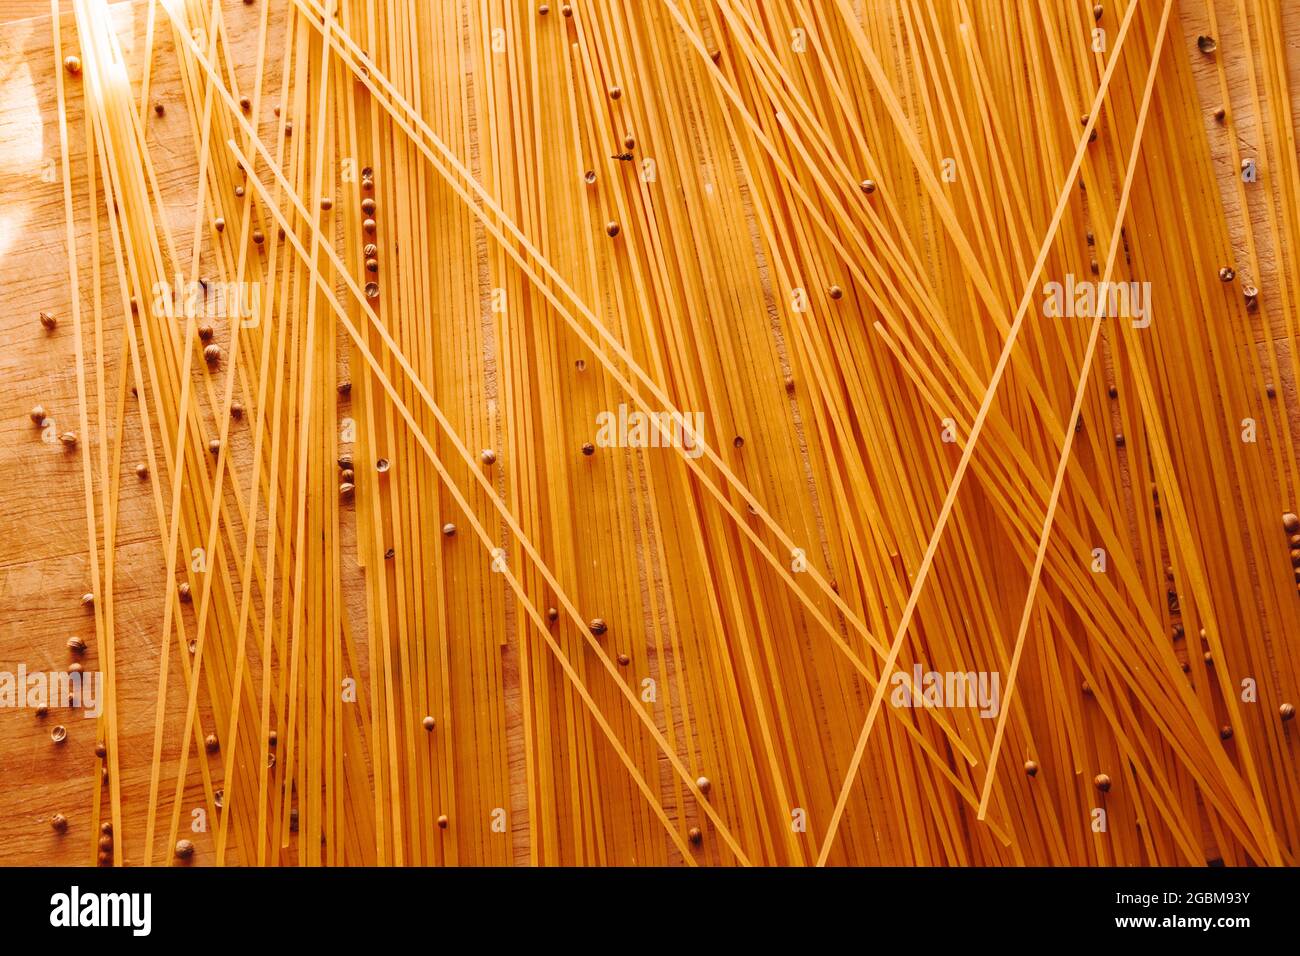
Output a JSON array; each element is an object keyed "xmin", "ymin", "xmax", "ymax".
[
  {"xmin": 361, "ymin": 197, "xmax": 376, "ymax": 215},
  {"xmin": 1093, "ymin": 3, "xmax": 1103, "ymax": 19},
  {"xmin": 204, "ymin": 343, "xmax": 222, "ymax": 366},
  {"xmin": 230, "ymin": 401, "xmax": 244, "ymax": 420},
  {"xmin": 480, "ymin": 448, "xmax": 497, "ymax": 465},
  {"xmin": 1281, "ymin": 703, "xmax": 1295, "ymax": 722},
  {"xmin": 39, "ymin": 310, "xmax": 57, "ymax": 331},
  {"xmin": 174, "ymin": 838, "xmax": 195, "ymax": 859},
  {"xmin": 268, "ymin": 729, "xmax": 278, "ymax": 747},
  {"xmin": 422, "ymin": 716, "xmax": 436, "ymax": 731},
  {"xmin": 98, "ymin": 835, "xmax": 113, "ymax": 852},
  {"xmin": 178, "ymin": 581, "xmax": 192, "ymax": 603},
  {"xmin": 136, "ymin": 462, "xmax": 148, "ymax": 479},
  {"xmin": 51, "ymin": 813, "xmax": 68, "ymax": 833},
  {"xmin": 1283, "ymin": 513, "xmax": 1300, "ymax": 533},
  {"xmin": 363, "ymin": 218, "xmax": 377, "ymax": 234},
  {"xmin": 616, "ymin": 653, "xmax": 630, "ymax": 666},
  {"xmin": 695, "ymin": 775, "xmax": 711, "ymax": 793},
  {"xmin": 238, "ymin": 95, "xmax": 251, "ymax": 112},
  {"xmin": 284, "ymin": 121, "xmax": 293, "ymax": 137},
  {"xmin": 365, "ymin": 258, "xmax": 379, "ymax": 273},
  {"xmin": 64, "ymin": 55, "xmax": 81, "ymax": 74},
  {"xmin": 1094, "ymin": 773, "xmax": 1111, "ymax": 793},
  {"xmin": 153, "ymin": 101, "xmax": 164, "ymax": 116},
  {"xmin": 582, "ymin": 442, "xmax": 595, "ymax": 456},
  {"xmin": 208, "ymin": 438, "xmax": 221, "ymax": 456},
  {"xmin": 94, "ymin": 742, "xmax": 106, "ymax": 758},
  {"xmin": 213, "ymin": 217, "xmax": 225, "ymax": 232},
  {"xmin": 829, "ymin": 285, "xmax": 843, "ymax": 300},
  {"xmin": 437, "ymin": 815, "xmax": 448, "ymax": 829},
  {"xmin": 1114, "ymin": 433, "xmax": 1125, "ymax": 448},
  {"xmin": 339, "ymin": 468, "xmax": 354, "ymax": 483},
  {"xmin": 562, "ymin": 4, "xmax": 572, "ymax": 16},
  {"xmin": 538, "ymin": 3, "xmax": 549, "ymax": 13},
  {"xmin": 1213, "ymin": 106, "xmax": 1226, "ymax": 122},
  {"xmin": 205, "ymin": 733, "xmax": 219, "ymax": 753},
  {"xmin": 608, "ymin": 85, "xmax": 622, "ymax": 99},
  {"xmin": 364, "ymin": 243, "xmax": 378, "ymax": 258},
  {"xmin": 1197, "ymin": 34, "xmax": 1217, "ymax": 54},
  {"xmin": 376, "ymin": 457, "xmax": 391, "ymax": 473},
  {"xmin": 320, "ymin": 196, "xmax": 334, "ymax": 211},
  {"xmin": 1024, "ymin": 760, "xmax": 1039, "ymax": 777},
  {"xmin": 546, "ymin": 607, "xmax": 559, "ymax": 622},
  {"xmin": 234, "ymin": 184, "xmax": 245, "ymax": 197},
  {"xmin": 35, "ymin": 704, "xmax": 48, "ymax": 718},
  {"xmin": 29, "ymin": 404, "xmax": 47, "ymax": 425},
  {"xmin": 605, "ymin": 220, "xmax": 620, "ymax": 237},
  {"xmin": 588, "ymin": 618, "xmax": 607, "ymax": 635},
  {"xmin": 1220, "ymin": 725, "xmax": 1233, "ymax": 741},
  {"xmin": 688, "ymin": 827, "xmax": 702, "ymax": 845}
]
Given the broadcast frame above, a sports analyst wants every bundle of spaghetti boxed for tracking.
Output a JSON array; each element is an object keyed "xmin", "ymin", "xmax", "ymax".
[{"xmin": 41, "ymin": 0, "xmax": 1300, "ymax": 867}]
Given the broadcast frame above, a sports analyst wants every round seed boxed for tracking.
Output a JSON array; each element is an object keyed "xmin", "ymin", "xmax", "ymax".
[
  {"xmin": 608, "ymin": 85, "xmax": 622, "ymax": 99},
  {"xmin": 136, "ymin": 463, "xmax": 148, "ymax": 479},
  {"xmin": 605, "ymin": 220, "xmax": 620, "ymax": 237},
  {"xmin": 81, "ymin": 592, "xmax": 95, "ymax": 609},
  {"xmin": 205, "ymin": 733, "xmax": 219, "ymax": 753},
  {"xmin": 361, "ymin": 197, "xmax": 376, "ymax": 215},
  {"xmin": 60, "ymin": 431, "xmax": 78, "ymax": 448},
  {"xmin": 696, "ymin": 775, "xmax": 711, "ymax": 793},
  {"xmin": 1220, "ymin": 725, "xmax": 1233, "ymax": 741},
  {"xmin": 1197, "ymin": 34, "xmax": 1217, "ymax": 54},
  {"xmin": 29, "ymin": 404, "xmax": 47, "ymax": 425},
  {"xmin": 1219, "ymin": 266, "xmax": 1235, "ymax": 282},
  {"xmin": 39, "ymin": 310, "xmax": 57, "ymax": 330},
  {"xmin": 422, "ymin": 716, "xmax": 436, "ymax": 731},
  {"xmin": 480, "ymin": 448, "xmax": 497, "ymax": 465},
  {"xmin": 442, "ymin": 523, "xmax": 456, "ymax": 537},
  {"xmin": 588, "ymin": 617, "xmax": 607, "ymax": 635},
  {"xmin": 51, "ymin": 725, "xmax": 67, "ymax": 744},
  {"xmin": 64, "ymin": 55, "xmax": 81, "ymax": 74},
  {"xmin": 1281, "ymin": 703, "xmax": 1295, "ymax": 722},
  {"xmin": 67, "ymin": 636, "xmax": 86, "ymax": 654},
  {"xmin": 376, "ymin": 457, "xmax": 391, "ymax": 473},
  {"xmin": 178, "ymin": 582, "xmax": 192, "ymax": 603},
  {"xmin": 437, "ymin": 815, "xmax": 448, "ymax": 829},
  {"xmin": 1283, "ymin": 513, "xmax": 1300, "ymax": 533},
  {"xmin": 51, "ymin": 813, "xmax": 68, "ymax": 833},
  {"xmin": 829, "ymin": 284, "xmax": 843, "ymax": 300},
  {"xmin": 1094, "ymin": 773, "xmax": 1111, "ymax": 792},
  {"xmin": 338, "ymin": 482, "xmax": 354, "ymax": 499},
  {"xmin": 582, "ymin": 442, "xmax": 595, "ymax": 456},
  {"xmin": 546, "ymin": 607, "xmax": 559, "ymax": 622},
  {"xmin": 688, "ymin": 827, "xmax": 702, "ymax": 844},
  {"xmin": 859, "ymin": 178, "xmax": 876, "ymax": 194},
  {"xmin": 153, "ymin": 101, "xmax": 164, "ymax": 116},
  {"xmin": 204, "ymin": 344, "xmax": 222, "ymax": 366},
  {"xmin": 174, "ymin": 839, "xmax": 195, "ymax": 859},
  {"xmin": 1024, "ymin": 760, "xmax": 1039, "ymax": 777},
  {"xmin": 214, "ymin": 217, "xmax": 225, "ymax": 232},
  {"xmin": 364, "ymin": 282, "xmax": 379, "ymax": 299}
]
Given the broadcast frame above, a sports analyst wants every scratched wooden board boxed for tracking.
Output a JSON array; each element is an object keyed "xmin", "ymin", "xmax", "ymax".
[{"xmin": 0, "ymin": 0, "xmax": 1297, "ymax": 866}]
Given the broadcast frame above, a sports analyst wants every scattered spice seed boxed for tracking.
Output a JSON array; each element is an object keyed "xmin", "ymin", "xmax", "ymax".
[
  {"xmin": 51, "ymin": 725, "xmax": 67, "ymax": 744},
  {"xmin": 234, "ymin": 184, "xmax": 245, "ymax": 197},
  {"xmin": 205, "ymin": 733, "xmax": 219, "ymax": 753},
  {"xmin": 365, "ymin": 257, "xmax": 379, "ymax": 273},
  {"xmin": 136, "ymin": 463, "xmax": 148, "ymax": 479},
  {"xmin": 67, "ymin": 636, "xmax": 86, "ymax": 654},
  {"xmin": 178, "ymin": 582, "xmax": 192, "ymax": 603},
  {"xmin": 204, "ymin": 344, "xmax": 222, "ymax": 366},
  {"xmin": 51, "ymin": 813, "xmax": 69, "ymax": 833},
  {"xmin": 1213, "ymin": 106, "xmax": 1226, "ymax": 122},
  {"xmin": 252, "ymin": 228, "xmax": 265, "ymax": 244},
  {"xmin": 623, "ymin": 135, "xmax": 636, "ymax": 150},
  {"xmin": 60, "ymin": 430, "xmax": 78, "ymax": 448},
  {"xmin": 563, "ymin": 4, "xmax": 572, "ymax": 16},
  {"xmin": 1218, "ymin": 266, "xmax": 1235, "ymax": 282},
  {"xmin": 363, "ymin": 218, "xmax": 377, "ymax": 234},
  {"xmin": 361, "ymin": 197, "xmax": 376, "ymax": 215},
  {"xmin": 608, "ymin": 85, "xmax": 622, "ymax": 99},
  {"xmin": 422, "ymin": 716, "xmax": 436, "ymax": 731},
  {"xmin": 546, "ymin": 606, "xmax": 558, "ymax": 622},
  {"xmin": 94, "ymin": 742, "xmax": 106, "ymax": 758},
  {"xmin": 437, "ymin": 815, "xmax": 448, "ymax": 829},
  {"xmin": 68, "ymin": 662, "xmax": 81, "ymax": 674},
  {"xmin": 239, "ymin": 95, "xmax": 251, "ymax": 112},
  {"xmin": 688, "ymin": 827, "xmax": 702, "ymax": 845},
  {"xmin": 268, "ymin": 730, "xmax": 278, "ymax": 747},
  {"xmin": 81, "ymin": 592, "xmax": 95, "ymax": 609},
  {"xmin": 1114, "ymin": 433, "xmax": 1125, "ymax": 448},
  {"xmin": 1196, "ymin": 34, "xmax": 1217, "ymax": 54},
  {"xmin": 35, "ymin": 704, "xmax": 48, "ymax": 718},
  {"xmin": 829, "ymin": 284, "xmax": 843, "ymax": 300},
  {"xmin": 538, "ymin": 3, "xmax": 549, "ymax": 13},
  {"xmin": 153, "ymin": 101, "xmax": 164, "ymax": 116},
  {"xmin": 340, "ymin": 468, "xmax": 354, "ymax": 483},
  {"xmin": 696, "ymin": 775, "xmax": 711, "ymax": 793},
  {"xmin": 338, "ymin": 453, "xmax": 354, "ymax": 469},
  {"xmin": 1094, "ymin": 773, "xmax": 1111, "ymax": 792},
  {"xmin": 584, "ymin": 170, "xmax": 596, "ymax": 185},
  {"xmin": 98, "ymin": 835, "xmax": 112, "ymax": 852},
  {"xmin": 39, "ymin": 310, "xmax": 57, "ymax": 331},
  {"xmin": 338, "ymin": 381, "xmax": 352, "ymax": 395},
  {"xmin": 617, "ymin": 653, "xmax": 630, "ymax": 666},
  {"xmin": 605, "ymin": 220, "xmax": 620, "ymax": 237},
  {"xmin": 480, "ymin": 448, "xmax": 497, "ymax": 465},
  {"xmin": 1093, "ymin": 4, "xmax": 1103, "ymax": 19},
  {"xmin": 859, "ymin": 178, "xmax": 876, "ymax": 194},
  {"xmin": 364, "ymin": 243, "xmax": 378, "ymax": 258},
  {"xmin": 29, "ymin": 404, "xmax": 47, "ymax": 425},
  {"xmin": 1281, "ymin": 703, "xmax": 1295, "ymax": 722},
  {"xmin": 174, "ymin": 839, "xmax": 195, "ymax": 859},
  {"xmin": 339, "ymin": 482, "xmax": 355, "ymax": 499},
  {"xmin": 589, "ymin": 618, "xmax": 607, "ymax": 635},
  {"xmin": 376, "ymin": 457, "xmax": 391, "ymax": 473},
  {"xmin": 364, "ymin": 281, "xmax": 380, "ymax": 299},
  {"xmin": 64, "ymin": 55, "xmax": 81, "ymax": 74},
  {"xmin": 230, "ymin": 401, "xmax": 244, "ymax": 420},
  {"xmin": 214, "ymin": 789, "xmax": 224, "ymax": 809},
  {"xmin": 214, "ymin": 217, "xmax": 225, "ymax": 232},
  {"xmin": 442, "ymin": 523, "xmax": 456, "ymax": 537},
  {"xmin": 1283, "ymin": 512, "xmax": 1300, "ymax": 534},
  {"xmin": 582, "ymin": 442, "xmax": 595, "ymax": 456},
  {"xmin": 1024, "ymin": 760, "xmax": 1039, "ymax": 777},
  {"xmin": 1220, "ymin": 725, "xmax": 1233, "ymax": 741},
  {"xmin": 209, "ymin": 438, "xmax": 221, "ymax": 456},
  {"xmin": 320, "ymin": 196, "xmax": 334, "ymax": 211}
]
